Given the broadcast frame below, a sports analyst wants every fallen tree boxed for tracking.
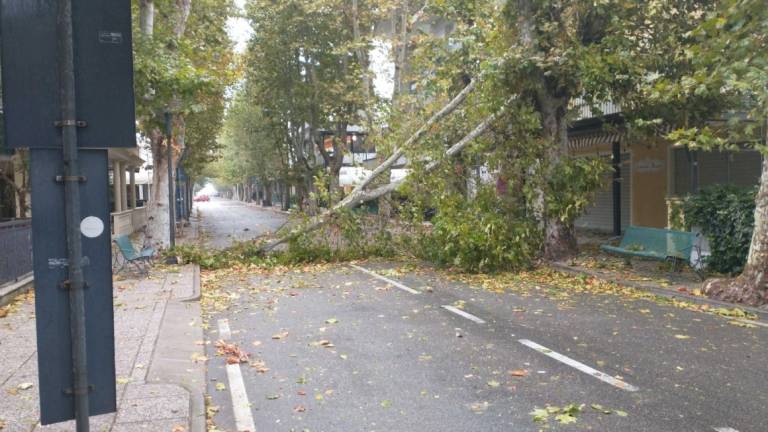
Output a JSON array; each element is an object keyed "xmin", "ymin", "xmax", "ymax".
[{"xmin": 262, "ymin": 100, "xmax": 510, "ymax": 252}]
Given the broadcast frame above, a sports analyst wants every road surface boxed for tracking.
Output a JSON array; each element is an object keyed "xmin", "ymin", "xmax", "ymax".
[
  {"xmin": 199, "ymin": 202, "xmax": 768, "ymax": 432},
  {"xmin": 195, "ymin": 197, "xmax": 288, "ymax": 249}
]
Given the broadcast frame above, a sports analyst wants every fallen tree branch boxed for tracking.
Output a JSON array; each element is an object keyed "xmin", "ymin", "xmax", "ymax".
[
  {"xmin": 339, "ymin": 78, "xmax": 479, "ymax": 206},
  {"xmin": 262, "ymin": 102, "xmax": 510, "ymax": 252}
]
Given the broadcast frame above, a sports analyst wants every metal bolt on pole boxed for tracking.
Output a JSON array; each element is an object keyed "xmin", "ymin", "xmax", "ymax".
[
  {"xmin": 58, "ymin": 0, "xmax": 90, "ymax": 430},
  {"xmin": 165, "ymin": 112, "xmax": 176, "ymax": 249}
]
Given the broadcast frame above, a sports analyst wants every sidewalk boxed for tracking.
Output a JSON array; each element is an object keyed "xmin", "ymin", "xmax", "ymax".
[{"xmin": 0, "ymin": 265, "xmax": 206, "ymax": 432}]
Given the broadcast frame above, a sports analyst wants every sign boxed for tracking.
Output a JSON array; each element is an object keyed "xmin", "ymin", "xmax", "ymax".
[
  {"xmin": 0, "ymin": 0, "xmax": 136, "ymax": 149},
  {"xmin": 30, "ymin": 149, "xmax": 116, "ymax": 425}
]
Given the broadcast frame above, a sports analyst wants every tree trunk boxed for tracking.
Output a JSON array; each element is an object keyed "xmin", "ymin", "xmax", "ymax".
[
  {"xmin": 146, "ymin": 131, "xmax": 172, "ymax": 248},
  {"xmin": 265, "ymin": 182, "xmax": 273, "ymax": 206},
  {"xmin": 539, "ymin": 93, "xmax": 578, "ymax": 261},
  {"xmin": 139, "ymin": 0, "xmax": 155, "ymax": 35},
  {"xmin": 329, "ymin": 161, "xmax": 343, "ymax": 205},
  {"xmin": 281, "ymin": 182, "xmax": 290, "ymax": 211},
  {"xmin": 704, "ymin": 155, "xmax": 768, "ymax": 305}
]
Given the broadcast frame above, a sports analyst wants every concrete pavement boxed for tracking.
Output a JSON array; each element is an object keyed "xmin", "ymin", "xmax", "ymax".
[{"xmin": 0, "ymin": 265, "xmax": 206, "ymax": 432}]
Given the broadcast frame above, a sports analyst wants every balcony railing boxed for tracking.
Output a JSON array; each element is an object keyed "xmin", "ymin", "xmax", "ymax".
[
  {"xmin": 111, "ymin": 206, "xmax": 148, "ymax": 238},
  {"xmin": 0, "ymin": 219, "xmax": 32, "ymax": 287}
]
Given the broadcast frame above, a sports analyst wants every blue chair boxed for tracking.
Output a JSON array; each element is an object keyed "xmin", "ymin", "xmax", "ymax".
[{"xmin": 114, "ymin": 235, "xmax": 155, "ymax": 275}]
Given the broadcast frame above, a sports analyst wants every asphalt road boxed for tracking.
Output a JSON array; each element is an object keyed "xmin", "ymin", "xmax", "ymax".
[
  {"xmin": 200, "ymin": 208, "xmax": 768, "ymax": 432},
  {"xmin": 195, "ymin": 198, "xmax": 289, "ymax": 249}
]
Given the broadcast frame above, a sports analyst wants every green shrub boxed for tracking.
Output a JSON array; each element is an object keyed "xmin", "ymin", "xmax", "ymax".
[
  {"xmin": 413, "ymin": 187, "xmax": 540, "ymax": 273},
  {"xmin": 682, "ymin": 185, "xmax": 757, "ymax": 275}
]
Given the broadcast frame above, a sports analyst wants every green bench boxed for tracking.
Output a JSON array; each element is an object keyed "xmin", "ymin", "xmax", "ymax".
[{"xmin": 601, "ymin": 226, "xmax": 698, "ymax": 271}]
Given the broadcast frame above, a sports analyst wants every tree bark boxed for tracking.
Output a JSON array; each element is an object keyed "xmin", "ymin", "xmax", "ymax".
[
  {"xmin": 139, "ymin": 0, "xmax": 155, "ymax": 36},
  {"xmin": 265, "ymin": 181, "xmax": 273, "ymax": 206},
  {"xmin": 704, "ymin": 154, "xmax": 768, "ymax": 305},
  {"xmin": 538, "ymin": 91, "xmax": 578, "ymax": 261},
  {"xmin": 145, "ymin": 130, "xmax": 171, "ymax": 246}
]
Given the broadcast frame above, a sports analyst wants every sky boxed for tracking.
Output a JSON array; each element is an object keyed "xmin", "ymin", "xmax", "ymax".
[
  {"xmin": 225, "ymin": 1, "xmax": 394, "ymax": 99},
  {"xmin": 226, "ymin": 0, "xmax": 253, "ymax": 53}
]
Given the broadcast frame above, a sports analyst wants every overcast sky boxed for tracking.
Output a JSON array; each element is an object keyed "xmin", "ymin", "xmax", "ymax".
[
  {"xmin": 226, "ymin": 0, "xmax": 252, "ymax": 53},
  {"xmin": 225, "ymin": 1, "xmax": 394, "ymax": 99}
]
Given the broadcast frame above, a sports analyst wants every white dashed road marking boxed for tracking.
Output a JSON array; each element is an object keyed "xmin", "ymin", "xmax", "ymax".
[
  {"xmin": 217, "ymin": 319, "xmax": 256, "ymax": 432},
  {"xmin": 442, "ymin": 305, "xmax": 486, "ymax": 324},
  {"xmin": 518, "ymin": 339, "xmax": 639, "ymax": 392},
  {"xmin": 219, "ymin": 318, "xmax": 232, "ymax": 339},
  {"xmin": 713, "ymin": 427, "xmax": 740, "ymax": 432},
  {"xmin": 350, "ymin": 264, "xmax": 420, "ymax": 294}
]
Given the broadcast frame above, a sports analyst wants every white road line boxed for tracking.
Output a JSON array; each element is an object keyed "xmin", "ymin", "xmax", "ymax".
[
  {"xmin": 217, "ymin": 320, "xmax": 256, "ymax": 432},
  {"xmin": 713, "ymin": 427, "xmax": 740, "ymax": 432},
  {"xmin": 350, "ymin": 264, "xmax": 420, "ymax": 294},
  {"xmin": 518, "ymin": 339, "xmax": 639, "ymax": 392},
  {"xmin": 219, "ymin": 318, "xmax": 232, "ymax": 339},
  {"xmin": 442, "ymin": 305, "xmax": 486, "ymax": 324}
]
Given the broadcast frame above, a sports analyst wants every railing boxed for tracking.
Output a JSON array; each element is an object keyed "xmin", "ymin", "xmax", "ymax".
[
  {"xmin": 111, "ymin": 207, "xmax": 148, "ymax": 238},
  {"xmin": 0, "ymin": 219, "xmax": 32, "ymax": 287}
]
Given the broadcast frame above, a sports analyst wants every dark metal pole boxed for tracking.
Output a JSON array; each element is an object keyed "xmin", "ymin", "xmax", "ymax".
[
  {"xmin": 58, "ymin": 0, "xmax": 90, "ymax": 430},
  {"xmin": 164, "ymin": 112, "xmax": 176, "ymax": 248},
  {"xmin": 612, "ymin": 141, "xmax": 622, "ymax": 236}
]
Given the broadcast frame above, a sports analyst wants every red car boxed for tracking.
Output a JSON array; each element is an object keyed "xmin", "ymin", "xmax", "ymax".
[{"xmin": 193, "ymin": 194, "xmax": 210, "ymax": 202}]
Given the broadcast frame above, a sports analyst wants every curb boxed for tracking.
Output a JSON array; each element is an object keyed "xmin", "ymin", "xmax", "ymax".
[
  {"xmin": 0, "ymin": 274, "xmax": 34, "ymax": 308},
  {"xmin": 551, "ymin": 262, "xmax": 768, "ymax": 320},
  {"xmin": 244, "ymin": 200, "xmax": 292, "ymax": 215},
  {"xmin": 178, "ymin": 264, "xmax": 202, "ymax": 303},
  {"xmin": 148, "ymin": 266, "xmax": 207, "ymax": 432}
]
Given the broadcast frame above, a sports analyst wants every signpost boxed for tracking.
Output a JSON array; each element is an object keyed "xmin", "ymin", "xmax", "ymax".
[{"xmin": 0, "ymin": 0, "xmax": 136, "ymax": 429}]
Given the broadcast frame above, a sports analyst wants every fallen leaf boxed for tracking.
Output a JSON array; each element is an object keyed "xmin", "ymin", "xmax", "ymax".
[
  {"xmin": 17, "ymin": 383, "xmax": 33, "ymax": 391},
  {"xmin": 215, "ymin": 340, "xmax": 250, "ymax": 363},
  {"xmin": 266, "ymin": 394, "xmax": 280, "ymax": 400},
  {"xmin": 293, "ymin": 405, "xmax": 306, "ymax": 413},
  {"xmin": 530, "ymin": 408, "xmax": 549, "ymax": 423},
  {"xmin": 172, "ymin": 426, "xmax": 186, "ymax": 432},
  {"xmin": 252, "ymin": 341, "xmax": 262, "ymax": 347},
  {"xmin": 272, "ymin": 331, "xmax": 289, "ymax": 340},
  {"xmin": 615, "ymin": 410, "xmax": 628, "ymax": 417},
  {"xmin": 508, "ymin": 369, "xmax": 529, "ymax": 377},
  {"xmin": 311, "ymin": 340, "xmax": 334, "ymax": 348},
  {"xmin": 325, "ymin": 318, "xmax": 339, "ymax": 324},
  {"xmin": 469, "ymin": 401, "xmax": 489, "ymax": 414},
  {"xmin": 487, "ymin": 380, "xmax": 501, "ymax": 388},
  {"xmin": 380, "ymin": 400, "xmax": 392, "ymax": 408},
  {"xmin": 555, "ymin": 413, "xmax": 578, "ymax": 424},
  {"xmin": 215, "ymin": 383, "xmax": 226, "ymax": 391},
  {"xmin": 674, "ymin": 334, "xmax": 690, "ymax": 340},
  {"xmin": 729, "ymin": 320, "xmax": 757, "ymax": 328}
]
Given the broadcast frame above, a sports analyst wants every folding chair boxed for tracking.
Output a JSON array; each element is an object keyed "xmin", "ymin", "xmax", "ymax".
[{"xmin": 113, "ymin": 235, "xmax": 156, "ymax": 275}]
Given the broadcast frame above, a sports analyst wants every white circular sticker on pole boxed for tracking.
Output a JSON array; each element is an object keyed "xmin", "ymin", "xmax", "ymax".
[{"xmin": 80, "ymin": 216, "xmax": 105, "ymax": 239}]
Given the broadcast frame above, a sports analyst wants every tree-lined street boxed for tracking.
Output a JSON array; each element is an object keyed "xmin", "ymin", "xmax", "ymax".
[
  {"xmin": 196, "ymin": 198, "xmax": 288, "ymax": 250},
  {"xmin": 1, "ymin": 0, "xmax": 767, "ymax": 431}
]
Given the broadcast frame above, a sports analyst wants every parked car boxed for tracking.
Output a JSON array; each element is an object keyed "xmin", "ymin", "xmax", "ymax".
[{"xmin": 193, "ymin": 194, "xmax": 210, "ymax": 202}]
